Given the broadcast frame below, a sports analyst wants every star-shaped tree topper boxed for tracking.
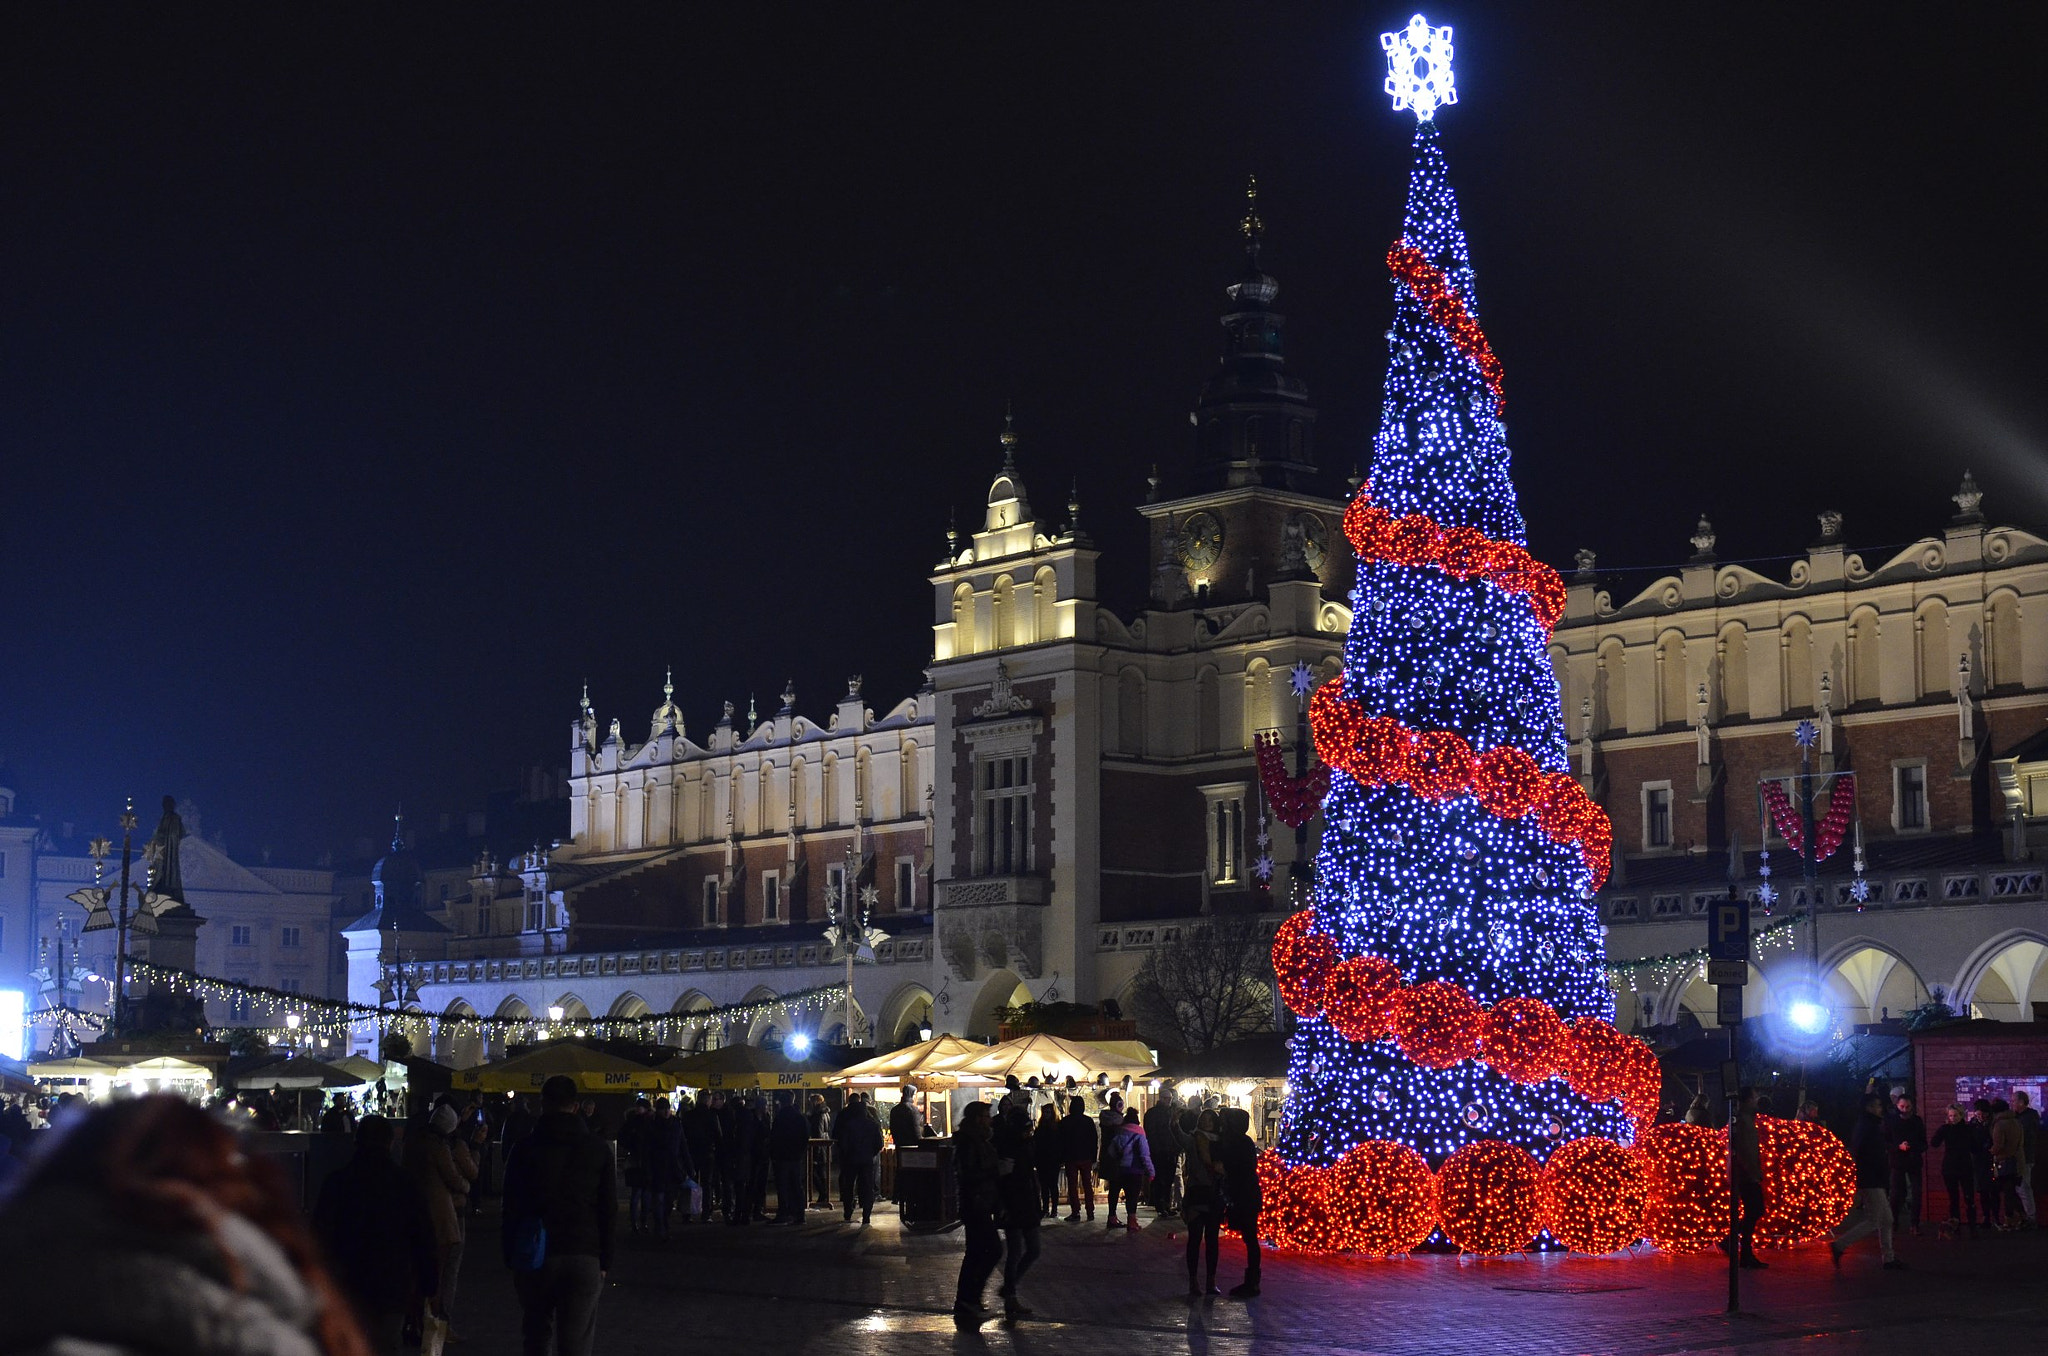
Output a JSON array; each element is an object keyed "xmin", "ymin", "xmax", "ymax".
[
  {"xmin": 1381, "ymin": 14, "xmax": 1456, "ymax": 121},
  {"xmin": 1288, "ymin": 661, "xmax": 1316, "ymax": 699}
]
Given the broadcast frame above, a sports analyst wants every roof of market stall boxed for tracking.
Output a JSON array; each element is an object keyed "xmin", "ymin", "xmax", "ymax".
[{"xmin": 454, "ymin": 1041, "xmax": 675, "ymax": 1093}]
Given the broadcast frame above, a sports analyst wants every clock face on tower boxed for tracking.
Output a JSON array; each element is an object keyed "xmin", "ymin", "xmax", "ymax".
[
  {"xmin": 1179, "ymin": 511, "xmax": 1224, "ymax": 571},
  {"xmin": 1289, "ymin": 511, "xmax": 1329, "ymax": 570}
]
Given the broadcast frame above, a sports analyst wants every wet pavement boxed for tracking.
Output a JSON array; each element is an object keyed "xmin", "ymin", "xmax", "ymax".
[{"xmin": 444, "ymin": 1200, "xmax": 2048, "ymax": 1354}]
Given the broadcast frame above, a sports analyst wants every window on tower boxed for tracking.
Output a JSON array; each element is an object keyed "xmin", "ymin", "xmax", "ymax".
[
  {"xmin": 976, "ymin": 755, "xmax": 1033, "ymax": 876},
  {"xmin": 763, "ymin": 872, "xmax": 781, "ymax": 923},
  {"xmin": 1201, "ymin": 784, "xmax": 1249, "ymax": 887},
  {"xmin": 1895, "ymin": 762, "xmax": 1928, "ymax": 832},
  {"xmin": 524, "ymin": 888, "xmax": 545, "ymax": 933},
  {"xmin": 896, "ymin": 858, "xmax": 916, "ymax": 912},
  {"xmin": 1642, "ymin": 783, "xmax": 1673, "ymax": 850},
  {"xmin": 702, "ymin": 878, "xmax": 720, "ymax": 926}
]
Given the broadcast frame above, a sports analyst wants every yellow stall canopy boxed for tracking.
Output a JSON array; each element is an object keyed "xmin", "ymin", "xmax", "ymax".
[
  {"xmin": 454, "ymin": 1042, "xmax": 675, "ymax": 1094},
  {"xmin": 661, "ymin": 1044, "xmax": 847, "ymax": 1091},
  {"xmin": 951, "ymin": 1034, "xmax": 1157, "ymax": 1085},
  {"xmin": 829, "ymin": 1035, "xmax": 994, "ymax": 1088}
]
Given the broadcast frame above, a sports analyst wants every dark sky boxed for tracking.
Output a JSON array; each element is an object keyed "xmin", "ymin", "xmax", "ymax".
[{"xmin": 4, "ymin": 4, "xmax": 2044, "ymax": 860}]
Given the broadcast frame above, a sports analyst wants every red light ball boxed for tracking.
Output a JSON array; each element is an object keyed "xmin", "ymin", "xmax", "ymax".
[
  {"xmin": 1754, "ymin": 1115, "xmax": 1856, "ymax": 1248},
  {"xmin": 1389, "ymin": 980, "xmax": 1482, "ymax": 1069},
  {"xmin": 1326, "ymin": 1140, "xmax": 1438, "ymax": 1255},
  {"xmin": 1436, "ymin": 1140, "xmax": 1543, "ymax": 1254},
  {"xmin": 1636, "ymin": 1122, "xmax": 1729, "ymax": 1254},
  {"xmin": 1538, "ymin": 1137, "xmax": 1647, "ymax": 1254},
  {"xmin": 1324, "ymin": 955, "xmax": 1404, "ymax": 1042},
  {"xmin": 1478, "ymin": 995, "xmax": 1566, "ymax": 1083}
]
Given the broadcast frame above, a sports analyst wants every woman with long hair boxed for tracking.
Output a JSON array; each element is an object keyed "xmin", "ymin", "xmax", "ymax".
[{"xmin": 0, "ymin": 1094, "xmax": 372, "ymax": 1356}]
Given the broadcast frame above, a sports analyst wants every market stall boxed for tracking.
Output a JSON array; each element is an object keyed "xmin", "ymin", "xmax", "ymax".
[
  {"xmin": 453, "ymin": 1041, "xmax": 675, "ymax": 1097},
  {"xmin": 661, "ymin": 1042, "xmax": 848, "ymax": 1094}
]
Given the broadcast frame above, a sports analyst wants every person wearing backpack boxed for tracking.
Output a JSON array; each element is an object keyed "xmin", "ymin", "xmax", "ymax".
[
  {"xmin": 1105, "ymin": 1108, "xmax": 1154, "ymax": 1231},
  {"xmin": 501, "ymin": 1075, "xmax": 616, "ymax": 1356}
]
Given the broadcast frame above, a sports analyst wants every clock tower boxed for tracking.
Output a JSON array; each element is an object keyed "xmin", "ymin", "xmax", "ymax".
[{"xmin": 1141, "ymin": 179, "xmax": 1351, "ymax": 610}]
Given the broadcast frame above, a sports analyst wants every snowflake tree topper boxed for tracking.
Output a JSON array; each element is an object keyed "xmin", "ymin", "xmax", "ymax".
[{"xmin": 1381, "ymin": 13, "xmax": 1456, "ymax": 122}]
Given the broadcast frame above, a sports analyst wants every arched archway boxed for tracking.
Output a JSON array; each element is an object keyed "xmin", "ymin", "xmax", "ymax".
[
  {"xmin": 490, "ymin": 996, "xmax": 533, "ymax": 1060},
  {"xmin": 439, "ymin": 1000, "xmax": 483, "ymax": 1069},
  {"xmin": 1956, "ymin": 934, "xmax": 2048, "ymax": 1021},
  {"xmin": 968, "ymin": 969, "xmax": 1031, "ymax": 1040},
  {"xmin": 741, "ymin": 986, "xmax": 782, "ymax": 1046},
  {"xmin": 1663, "ymin": 963, "xmax": 1773, "ymax": 1029},
  {"xmin": 878, "ymin": 981, "xmax": 936, "ymax": 1049},
  {"xmin": 553, "ymin": 995, "xmax": 592, "ymax": 1031},
  {"xmin": 609, "ymin": 992, "xmax": 652, "ymax": 1020},
  {"xmin": 1820, "ymin": 942, "xmax": 1928, "ymax": 1025}
]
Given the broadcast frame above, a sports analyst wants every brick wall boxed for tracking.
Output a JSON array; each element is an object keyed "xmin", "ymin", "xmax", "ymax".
[{"xmin": 1912, "ymin": 1028, "xmax": 2048, "ymax": 1178}]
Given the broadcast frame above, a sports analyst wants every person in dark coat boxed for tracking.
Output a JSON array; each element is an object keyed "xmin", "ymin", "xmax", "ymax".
[
  {"xmin": 1142, "ymin": 1086, "xmax": 1180, "ymax": 1215},
  {"xmin": 501, "ymin": 1075, "xmax": 617, "ymax": 1356},
  {"xmin": 1884, "ymin": 1092, "xmax": 1927, "ymax": 1235},
  {"xmin": 717, "ymin": 1092, "xmax": 754, "ymax": 1225},
  {"xmin": 1033, "ymin": 1104, "xmax": 1063, "ymax": 1219},
  {"xmin": 768, "ymin": 1092, "xmax": 811, "ymax": 1224},
  {"xmin": 952, "ymin": 1102, "xmax": 1004, "ymax": 1331},
  {"xmin": 313, "ymin": 1115, "xmax": 439, "ymax": 1356},
  {"xmin": 832, "ymin": 1092, "xmax": 885, "ymax": 1225},
  {"xmin": 1214, "ymin": 1107, "xmax": 1262, "ymax": 1298},
  {"xmin": 1726, "ymin": 1086, "xmax": 1767, "ymax": 1268},
  {"xmin": 1058, "ymin": 1099, "xmax": 1099, "ymax": 1221},
  {"xmin": 1931, "ymin": 1104, "xmax": 1979, "ymax": 1230},
  {"xmin": 1970, "ymin": 1098, "xmax": 2001, "ymax": 1226},
  {"xmin": 618, "ymin": 1101, "xmax": 652, "ymax": 1234},
  {"xmin": 682, "ymin": 1092, "xmax": 723, "ymax": 1224},
  {"xmin": 645, "ymin": 1099, "xmax": 695, "ymax": 1238},
  {"xmin": 992, "ymin": 1103, "xmax": 1041, "ymax": 1325},
  {"xmin": 806, "ymin": 1093, "xmax": 834, "ymax": 1207},
  {"xmin": 1830, "ymin": 1091, "xmax": 1903, "ymax": 1270}
]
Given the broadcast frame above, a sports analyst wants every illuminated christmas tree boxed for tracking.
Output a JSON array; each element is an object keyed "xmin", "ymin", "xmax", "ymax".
[{"xmin": 1260, "ymin": 16, "xmax": 1659, "ymax": 1255}]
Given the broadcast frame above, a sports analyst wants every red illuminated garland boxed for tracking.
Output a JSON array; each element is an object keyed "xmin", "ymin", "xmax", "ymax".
[
  {"xmin": 1387, "ymin": 240, "xmax": 1505, "ymax": 406},
  {"xmin": 1437, "ymin": 1140, "xmax": 1545, "ymax": 1254},
  {"xmin": 1309, "ymin": 676, "xmax": 1611, "ymax": 890},
  {"xmin": 1254, "ymin": 731, "xmax": 1330, "ymax": 829},
  {"xmin": 1341, "ymin": 494, "xmax": 1567, "ymax": 633},
  {"xmin": 1759, "ymin": 773, "xmax": 1857, "ymax": 861},
  {"xmin": 1254, "ymin": 1115, "xmax": 1853, "ymax": 1258},
  {"xmin": 1272, "ymin": 920, "xmax": 1657, "ymax": 1130}
]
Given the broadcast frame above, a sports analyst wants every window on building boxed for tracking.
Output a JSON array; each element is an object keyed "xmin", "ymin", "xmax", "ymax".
[
  {"xmin": 280, "ymin": 977, "xmax": 301, "ymax": 994},
  {"xmin": 1643, "ymin": 783, "xmax": 1674, "ymax": 850},
  {"xmin": 1199, "ymin": 784, "xmax": 1249, "ymax": 887},
  {"xmin": 703, "ymin": 878, "xmax": 720, "ymax": 926},
  {"xmin": 229, "ymin": 980, "xmax": 251, "ymax": 1021},
  {"xmin": 0, "ymin": 850, "xmax": 7, "ymax": 878},
  {"xmin": 524, "ymin": 888, "xmax": 545, "ymax": 933},
  {"xmin": 1896, "ymin": 763, "xmax": 1928, "ymax": 831},
  {"xmin": 976, "ymin": 755, "xmax": 1033, "ymax": 876},
  {"xmin": 764, "ymin": 872, "xmax": 781, "ymax": 922},
  {"xmin": 896, "ymin": 858, "xmax": 916, "ymax": 912},
  {"xmin": 230, "ymin": 925, "xmax": 252, "ymax": 946},
  {"xmin": 280, "ymin": 926, "xmax": 301, "ymax": 948}
]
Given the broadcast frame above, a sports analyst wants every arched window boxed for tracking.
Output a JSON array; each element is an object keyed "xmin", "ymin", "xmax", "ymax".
[
  {"xmin": 1719, "ymin": 625, "xmax": 1749, "ymax": 718},
  {"xmin": 1595, "ymin": 639, "xmax": 1626, "ymax": 735},
  {"xmin": 1657, "ymin": 632, "xmax": 1688, "ymax": 728},
  {"xmin": 1784, "ymin": 618, "xmax": 1814, "ymax": 714},
  {"xmin": 1918, "ymin": 601, "xmax": 1951, "ymax": 697},
  {"xmin": 1242, "ymin": 660, "xmax": 1272, "ymax": 746},
  {"xmin": 1849, "ymin": 607, "xmax": 1881, "ymax": 704},
  {"xmin": 901, "ymin": 744, "xmax": 919, "ymax": 819},
  {"xmin": 1990, "ymin": 592, "xmax": 2023, "ymax": 690},
  {"xmin": 1033, "ymin": 567, "xmax": 1057, "ymax": 643},
  {"xmin": 1118, "ymin": 669, "xmax": 1147, "ymax": 755},
  {"xmin": 952, "ymin": 583, "xmax": 974, "ymax": 656},
  {"xmin": 821, "ymin": 755, "xmax": 837, "ymax": 827},
  {"xmin": 992, "ymin": 576, "xmax": 1015, "ymax": 650}
]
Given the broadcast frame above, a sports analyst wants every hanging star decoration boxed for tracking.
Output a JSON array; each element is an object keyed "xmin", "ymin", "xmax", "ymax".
[
  {"xmin": 1289, "ymin": 661, "xmax": 1317, "ymax": 699},
  {"xmin": 1381, "ymin": 13, "xmax": 1456, "ymax": 121},
  {"xmin": 1848, "ymin": 877, "xmax": 1870, "ymax": 904},
  {"xmin": 1253, "ymin": 853, "xmax": 1276, "ymax": 882},
  {"xmin": 1793, "ymin": 719, "xmax": 1819, "ymax": 749}
]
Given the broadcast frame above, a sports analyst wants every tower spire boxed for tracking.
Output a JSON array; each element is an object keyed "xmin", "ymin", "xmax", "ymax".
[{"xmin": 1240, "ymin": 174, "xmax": 1264, "ymax": 267}]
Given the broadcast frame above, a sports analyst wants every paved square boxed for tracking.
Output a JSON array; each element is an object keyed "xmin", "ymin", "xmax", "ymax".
[{"xmin": 446, "ymin": 1200, "xmax": 2048, "ymax": 1354}]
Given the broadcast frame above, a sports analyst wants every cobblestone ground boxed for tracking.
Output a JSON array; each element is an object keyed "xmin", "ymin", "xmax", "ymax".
[{"xmin": 446, "ymin": 1199, "xmax": 2048, "ymax": 1355}]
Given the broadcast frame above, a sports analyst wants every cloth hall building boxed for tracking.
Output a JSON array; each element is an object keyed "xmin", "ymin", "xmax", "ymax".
[{"xmin": 345, "ymin": 209, "xmax": 1354, "ymax": 1063}]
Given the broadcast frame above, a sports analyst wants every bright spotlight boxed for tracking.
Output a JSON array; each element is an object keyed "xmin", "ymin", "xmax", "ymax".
[
  {"xmin": 1787, "ymin": 1000, "xmax": 1829, "ymax": 1034},
  {"xmin": 786, "ymin": 1032, "xmax": 812, "ymax": 1057}
]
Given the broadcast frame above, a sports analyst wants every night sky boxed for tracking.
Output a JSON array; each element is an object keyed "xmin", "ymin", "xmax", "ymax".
[{"xmin": 4, "ymin": 4, "xmax": 2044, "ymax": 861}]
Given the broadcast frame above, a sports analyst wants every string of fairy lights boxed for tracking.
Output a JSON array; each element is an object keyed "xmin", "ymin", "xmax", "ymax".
[{"xmin": 101, "ymin": 961, "xmax": 849, "ymax": 1047}]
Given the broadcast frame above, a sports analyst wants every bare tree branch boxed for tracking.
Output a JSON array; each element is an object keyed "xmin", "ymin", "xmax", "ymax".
[{"xmin": 1130, "ymin": 908, "xmax": 1278, "ymax": 1053}]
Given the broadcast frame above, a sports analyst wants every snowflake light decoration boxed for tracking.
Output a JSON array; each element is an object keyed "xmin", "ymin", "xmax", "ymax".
[
  {"xmin": 1793, "ymin": 719, "xmax": 1819, "ymax": 749},
  {"xmin": 1252, "ymin": 853, "xmax": 1276, "ymax": 882},
  {"xmin": 1289, "ymin": 661, "xmax": 1316, "ymax": 699},
  {"xmin": 1381, "ymin": 13, "xmax": 1456, "ymax": 122}
]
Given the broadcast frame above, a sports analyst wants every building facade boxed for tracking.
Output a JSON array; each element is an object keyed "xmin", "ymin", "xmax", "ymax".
[
  {"xmin": 347, "ymin": 204, "xmax": 1355, "ymax": 1061},
  {"xmin": 1553, "ymin": 479, "xmax": 2048, "ymax": 1036}
]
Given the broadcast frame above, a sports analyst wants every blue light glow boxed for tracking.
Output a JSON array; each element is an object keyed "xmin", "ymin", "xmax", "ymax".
[{"xmin": 786, "ymin": 1032, "xmax": 813, "ymax": 1057}]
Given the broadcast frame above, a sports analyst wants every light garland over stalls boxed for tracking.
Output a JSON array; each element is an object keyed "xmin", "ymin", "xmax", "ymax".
[{"xmin": 123, "ymin": 961, "xmax": 848, "ymax": 1048}]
